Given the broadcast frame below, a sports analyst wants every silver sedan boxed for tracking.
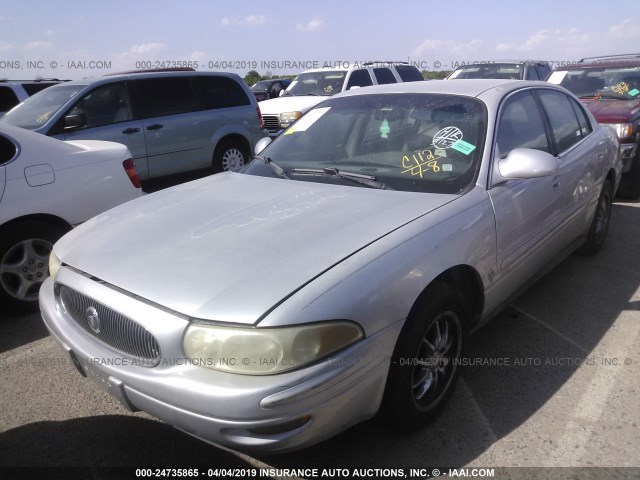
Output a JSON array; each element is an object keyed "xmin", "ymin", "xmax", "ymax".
[{"xmin": 40, "ymin": 79, "xmax": 621, "ymax": 453}]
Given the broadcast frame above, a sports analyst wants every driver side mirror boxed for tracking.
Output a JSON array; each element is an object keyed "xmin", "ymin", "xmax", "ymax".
[
  {"xmin": 255, "ymin": 137, "xmax": 272, "ymax": 155},
  {"xmin": 492, "ymin": 148, "xmax": 559, "ymax": 186},
  {"xmin": 64, "ymin": 113, "xmax": 87, "ymax": 130}
]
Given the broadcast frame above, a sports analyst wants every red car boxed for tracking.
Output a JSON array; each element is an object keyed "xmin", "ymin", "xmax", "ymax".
[{"xmin": 548, "ymin": 54, "xmax": 640, "ymax": 198}]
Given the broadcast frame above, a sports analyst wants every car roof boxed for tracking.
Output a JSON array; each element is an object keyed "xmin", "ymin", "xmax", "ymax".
[
  {"xmin": 334, "ymin": 78, "xmax": 544, "ymax": 98},
  {"xmin": 453, "ymin": 60, "xmax": 548, "ymax": 67},
  {"xmin": 51, "ymin": 70, "xmax": 243, "ymax": 88},
  {"xmin": 560, "ymin": 59, "xmax": 640, "ymax": 70}
]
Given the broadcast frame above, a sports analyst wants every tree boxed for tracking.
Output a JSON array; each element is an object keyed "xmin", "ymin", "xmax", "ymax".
[{"xmin": 244, "ymin": 70, "xmax": 261, "ymax": 86}]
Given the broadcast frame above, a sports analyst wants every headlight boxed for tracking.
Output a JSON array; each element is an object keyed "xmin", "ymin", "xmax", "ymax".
[
  {"xmin": 279, "ymin": 111, "xmax": 302, "ymax": 129},
  {"xmin": 48, "ymin": 252, "xmax": 61, "ymax": 280},
  {"xmin": 610, "ymin": 123, "xmax": 634, "ymax": 141},
  {"xmin": 183, "ymin": 321, "xmax": 363, "ymax": 375}
]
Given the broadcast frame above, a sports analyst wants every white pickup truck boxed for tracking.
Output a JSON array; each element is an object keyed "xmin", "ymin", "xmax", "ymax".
[{"xmin": 259, "ymin": 62, "xmax": 423, "ymax": 137}]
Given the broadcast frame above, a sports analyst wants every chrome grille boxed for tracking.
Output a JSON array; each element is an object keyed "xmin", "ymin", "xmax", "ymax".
[
  {"xmin": 57, "ymin": 284, "xmax": 160, "ymax": 365},
  {"xmin": 262, "ymin": 114, "xmax": 280, "ymax": 133}
]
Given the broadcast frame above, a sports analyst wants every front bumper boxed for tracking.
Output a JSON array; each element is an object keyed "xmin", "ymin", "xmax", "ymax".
[{"xmin": 39, "ymin": 268, "xmax": 401, "ymax": 453}]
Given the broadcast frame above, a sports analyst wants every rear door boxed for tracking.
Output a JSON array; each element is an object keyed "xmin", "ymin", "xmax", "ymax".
[
  {"xmin": 130, "ymin": 76, "xmax": 212, "ymax": 179},
  {"xmin": 534, "ymin": 88, "xmax": 600, "ymax": 241}
]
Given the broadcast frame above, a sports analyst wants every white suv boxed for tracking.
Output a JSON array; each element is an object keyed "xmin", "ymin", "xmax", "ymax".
[
  {"xmin": 0, "ymin": 79, "xmax": 65, "ymax": 117},
  {"xmin": 259, "ymin": 62, "xmax": 423, "ymax": 137}
]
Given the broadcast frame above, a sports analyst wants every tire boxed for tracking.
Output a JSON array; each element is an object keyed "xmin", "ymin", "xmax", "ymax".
[
  {"xmin": 212, "ymin": 139, "xmax": 250, "ymax": 174},
  {"xmin": 617, "ymin": 152, "xmax": 640, "ymax": 199},
  {"xmin": 381, "ymin": 282, "xmax": 469, "ymax": 429},
  {"xmin": 0, "ymin": 221, "xmax": 67, "ymax": 313},
  {"xmin": 578, "ymin": 180, "xmax": 613, "ymax": 256}
]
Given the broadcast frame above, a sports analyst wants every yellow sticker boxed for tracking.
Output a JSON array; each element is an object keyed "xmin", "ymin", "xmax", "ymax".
[
  {"xmin": 401, "ymin": 150, "xmax": 442, "ymax": 177},
  {"xmin": 612, "ymin": 82, "xmax": 630, "ymax": 95}
]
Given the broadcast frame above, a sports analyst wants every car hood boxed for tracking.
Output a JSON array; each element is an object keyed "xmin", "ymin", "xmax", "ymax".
[
  {"xmin": 581, "ymin": 98, "xmax": 640, "ymax": 123},
  {"xmin": 55, "ymin": 173, "xmax": 456, "ymax": 324},
  {"xmin": 258, "ymin": 96, "xmax": 328, "ymax": 115}
]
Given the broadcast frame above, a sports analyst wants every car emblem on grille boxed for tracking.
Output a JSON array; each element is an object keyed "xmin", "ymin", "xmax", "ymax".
[{"xmin": 86, "ymin": 306, "xmax": 101, "ymax": 334}]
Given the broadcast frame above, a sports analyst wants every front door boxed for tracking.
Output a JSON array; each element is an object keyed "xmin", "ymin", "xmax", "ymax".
[{"xmin": 488, "ymin": 90, "xmax": 567, "ymax": 292}]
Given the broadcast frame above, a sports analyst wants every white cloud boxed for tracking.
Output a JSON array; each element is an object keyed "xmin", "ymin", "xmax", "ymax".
[
  {"xmin": 296, "ymin": 18, "xmax": 323, "ymax": 32},
  {"xmin": 499, "ymin": 28, "xmax": 592, "ymax": 54},
  {"xmin": 413, "ymin": 38, "xmax": 482, "ymax": 57},
  {"xmin": 0, "ymin": 41, "xmax": 14, "ymax": 52},
  {"xmin": 189, "ymin": 50, "xmax": 207, "ymax": 62},
  {"xmin": 221, "ymin": 14, "xmax": 267, "ymax": 27},
  {"xmin": 24, "ymin": 41, "xmax": 53, "ymax": 50},
  {"xmin": 129, "ymin": 42, "xmax": 167, "ymax": 54},
  {"xmin": 609, "ymin": 18, "xmax": 640, "ymax": 39},
  {"xmin": 46, "ymin": 29, "xmax": 55, "ymax": 36}
]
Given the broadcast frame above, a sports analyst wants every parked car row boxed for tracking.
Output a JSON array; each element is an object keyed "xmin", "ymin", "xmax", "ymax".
[
  {"xmin": 447, "ymin": 55, "xmax": 640, "ymax": 199},
  {"xmin": 258, "ymin": 62, "xmax": 424, "ymax": 137},
  {"xmin": 39, "ymin": 78, "xmax": 621, "ymax": 453}
]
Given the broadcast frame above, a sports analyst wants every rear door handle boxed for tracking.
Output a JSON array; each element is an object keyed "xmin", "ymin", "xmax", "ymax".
[
  {"xmin": 147, "ymin": 124, "xmax": 163, "ymax": 131},
  {"xmin": 122, "ymin": 127, "xmax": 140, "ymax": 134}
]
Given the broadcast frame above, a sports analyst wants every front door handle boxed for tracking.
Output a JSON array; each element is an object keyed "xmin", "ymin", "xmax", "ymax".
[
  {"xmin": 552, "ymin": 175, "xmax": 563, "ymax": 189},
  {"xmin": 147, "ymin": 124, "xmax": 163, "ymax": 131},
  {"xmin": 122, "ymin": 127, "xmax": 140, "ymax": 134}
]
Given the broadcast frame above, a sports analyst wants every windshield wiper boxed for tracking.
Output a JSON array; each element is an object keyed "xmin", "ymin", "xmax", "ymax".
[
  {"xmin": 289, "ymin": 167, "xmax": 386, "ymax": 189},
  {"xmin": 255, "ymin": 155, "xmax": 291, "ymax": 179}
]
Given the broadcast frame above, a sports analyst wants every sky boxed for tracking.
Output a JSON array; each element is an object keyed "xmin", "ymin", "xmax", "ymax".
[{"xmin": 1, "ymin": 0, "xmax": 639, "ymax": 80}]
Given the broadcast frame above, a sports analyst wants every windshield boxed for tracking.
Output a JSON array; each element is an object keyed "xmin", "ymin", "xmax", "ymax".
[
  {"xmin": 549, "ymin": 66, "xmax": 640, "ymax": 99},
  {"xmin": 244, "ymin": 93, "xmax": 487, "ymax": 195},
  {"xmin": 449, "ymin": 63, "xmax": 523, "ymax": 80},
  {"xmin": 1, "ymin": 84, "xmax": 85, "ymax": 129},
  {"xmin": 283, "ymin": 71, "xmax": 346, "ymax": 96},
  {"xmin": 251, "ymin": 80, "xmax": 272, "ymax": 91}
]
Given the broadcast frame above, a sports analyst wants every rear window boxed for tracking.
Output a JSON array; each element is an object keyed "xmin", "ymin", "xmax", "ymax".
[
  {"xmin": 197, "ymin": 76, "xmax": 250, "ymax": 109},
  {"xmin": 132, "ymin": 77, "xmax": 199, "ymax": 118},
  {"xmin": 22, "ymin": 83, "xmax": 58, "ymax": 96},
  {"xmin": 395, "ymin": 65, "xmax": 424, "ymax": 82}
]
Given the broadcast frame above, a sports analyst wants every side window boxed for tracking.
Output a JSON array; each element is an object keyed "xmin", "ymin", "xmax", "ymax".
[
  {"xmin": 0, "ymin": 134, "xmax": 18, "ymax": 164},
  {"xmin": 395, "ymin": 65, "xmax": 424, "ymax": 82},
  {"xmin": 537, "ymin": 89, "xmax": 583, "ymax": 153},
  {"xmin": 527, "ymin": 67, "xmax": 541, "ymax": 80},
  {"xmin": 569, "ymin": 97, "xmax": 593, "ymax": 137},
  {"xmin": 497, "ymin": 90, "xmax": 550, "ymax": 158},
  {"xmin": 346, "ymin": 69, "xmax": 373, "ymax": 90},
  {"xmin": 132, "ymin": 77, "xmax": 198, "ymax": 118},
  {"xmin": 197, "ymin": 76, "xmax": 250, "ymax": 109},
  {"xmin": 68, "ymin": 83, "xmax": 133, "ymax": 128},
  {"xmin": 0, "ymin": 86, "xmax": 20, "ymax": 112},
  {"xmin": 537, "ymin": 64, "xmax": 551, "ymax": 80},
  {"xmin": 373, "ymin": 68, "xmax": 397, "ymax": 85}
]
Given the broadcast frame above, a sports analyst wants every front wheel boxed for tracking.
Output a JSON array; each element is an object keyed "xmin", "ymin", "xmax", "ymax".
[
  {"xmin": 381, "ymin": 282, "xmax": 468, "ymax": 429},
  {"xmin": 578, "ymin": 180, "xmax": 613, "ymax": 256},
  {"xmin": 212, "ymin": 139, "xmax": 250, "ymax": 173},
  {"xmin": 0, "ymin": 222, "xmax": 67, "ymax": 313}
]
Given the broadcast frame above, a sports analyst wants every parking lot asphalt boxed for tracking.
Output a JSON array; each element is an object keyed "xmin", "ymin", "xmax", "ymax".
[{"xmin": 0, "ymin": 201, "xmax": 639, "ymax": 479}]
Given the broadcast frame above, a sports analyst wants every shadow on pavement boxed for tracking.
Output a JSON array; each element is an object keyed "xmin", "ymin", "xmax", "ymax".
[{"xmin": 0, "ymin": 309, "xmax": 49, "ymax": 354}]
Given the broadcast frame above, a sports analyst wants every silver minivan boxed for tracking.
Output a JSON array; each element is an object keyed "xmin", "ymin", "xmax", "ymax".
[{"xmin": 0, "ymin": 69, "xmax": 267, "ymax": 181}]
